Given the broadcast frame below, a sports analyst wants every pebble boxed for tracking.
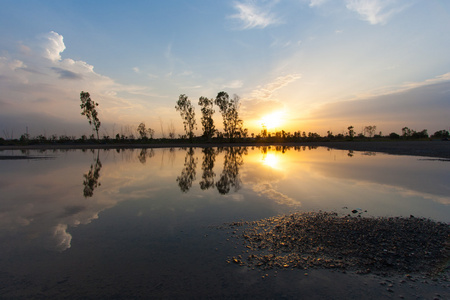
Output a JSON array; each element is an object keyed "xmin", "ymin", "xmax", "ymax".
[{"xmin": 222, "ymin": 211, "xmax": 449, "ymax": 277}]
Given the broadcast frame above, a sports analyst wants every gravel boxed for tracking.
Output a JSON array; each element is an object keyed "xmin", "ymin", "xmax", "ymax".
[{"xmin": 223, "ymin": 211, "xmax": 449, "ymax": 278}]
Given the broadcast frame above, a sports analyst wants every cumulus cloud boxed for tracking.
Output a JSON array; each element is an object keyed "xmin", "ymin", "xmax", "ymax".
[
  {"xmin": 0, "ymin": 31, "xmax": 156, "ymax": 136},
  {"xmin": 229, "ymin": 1, "xmax": 280, "ymax": 29},
  {"xmin": 51, "ymin": 67, "xmax": 83, "ymax": 80},
  {"xmin": 41, "ymin": 31, "xmax": 66, "ymax": 61},
  {"xmin": 345, "ymin": 0, "xmax": 408, "ymax": 25}
]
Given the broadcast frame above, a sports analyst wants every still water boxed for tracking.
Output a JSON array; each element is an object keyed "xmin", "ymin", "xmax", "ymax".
[{"xmin": 0, "ymin": 146, "xmax": 449, "ymax": 298}]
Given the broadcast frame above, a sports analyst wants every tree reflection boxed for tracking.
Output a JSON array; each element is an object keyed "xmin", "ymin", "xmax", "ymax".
[
  {"xmin": 138, "ymin": 148, "xmax": 155, "ymax": 164},
  {"xmin": 216, "ymin": 147, "xmax": 247, "ymax": 194},
  {"xmin": 177, "ymin": 147, "xmax": 197, "ymax": 193},
  {"xmin": 199, "ymin": 148, "xmax": 216, "ymax": 190},
  {"xmin": 83, "ymin": 150, "xmax": 102, "ymax": 198}
]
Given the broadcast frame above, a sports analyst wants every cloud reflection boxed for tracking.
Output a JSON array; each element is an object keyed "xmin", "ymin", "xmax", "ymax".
[{"xmin": 0, "ymin": 146, "xmax": 448, "ymax": 254}]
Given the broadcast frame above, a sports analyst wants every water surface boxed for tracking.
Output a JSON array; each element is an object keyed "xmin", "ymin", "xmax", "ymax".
[{"xmin": 0, "ymin": 146, "xmax": 448, "ymax": 298}]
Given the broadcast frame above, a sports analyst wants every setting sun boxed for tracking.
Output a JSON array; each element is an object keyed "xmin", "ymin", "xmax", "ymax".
[{"xmin": 261, "ymin": 111, "xmax": 285, "ymax": 131}]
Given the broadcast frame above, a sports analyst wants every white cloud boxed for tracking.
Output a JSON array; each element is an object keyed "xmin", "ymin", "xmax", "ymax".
[
  {"xmin": 251, "ymin": 73, "xmax": 301, "ymax": 99},
  {"xmin": 0, "ymin": 31, "xmax": 157, "ymax": 136},
  {"xmin": 309, "ymin": 0, "xmax": 328, "ymax": 7},
  {"xmin": 40, "ymin": 31, "xmax": 66, "ymax": 61},
  {"xmin": 223, "ymin": 79, "xmax": 244, "ymax": 89},
  {"xmin": 229, "ymin": 1, "xmax": 279, "ymax": 29},
  {"xmin": 345, "ymin": 0, "xmax": 408, "ymax": 25},
  {"xmin": 132, "ymin": 67, "xmax": 140, "ymax": 73}
]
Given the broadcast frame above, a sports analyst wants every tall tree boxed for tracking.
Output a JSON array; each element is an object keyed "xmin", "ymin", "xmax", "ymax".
[
  {"xmin": 80, "ymin": 91, "xmax": 101, "ymax": 140},
  {"xmin": 175, "ymin": 94, "xmax": 197, "ymax": 141},
  {"xmin": 214, "ymin": 91, "xmax": 243, "ymax": 142},
  {"xmin": 198, "ymin": 96, "xmax": 216, "ymax": 140}
]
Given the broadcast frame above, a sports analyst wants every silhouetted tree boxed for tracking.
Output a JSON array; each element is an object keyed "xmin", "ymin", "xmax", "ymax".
[
  {"xmin": 83, "ymin": 150, "xmax": 102, "ymax": 197},
  {"xmin": 199, "ymin": 147, "xmax": 216, "ymax": 190},
  {"xmin": 389, "ymin": 132, "xmax": 400, "ymax": 139},
  {"xmin": 363, "ymin": 125, "xmax": 377, "ymax": 138},
  {"xmin": 177, "ymin": 148, "xmax": 197, "ymax": 193},
  {"xmin": 432, "ymin": 130, "xmax": 450, "ymax": 139},
  {"xmin": 175, "ymin": 94, "xmax": 197, "ymax": 141},
  {"xmin": 80, "ymin": 91, "xmax": 101, "ymax": 140},
  {"xmin": 136, "ymin": 122, "xmax": 155, "ymax": 140},
  {"xmin": 412, "ymin": 129, "xmax": 428, "ymax": 139},
  {"xmin": 137, "ymin": 122, "xmax": 147, "ymax": 139},
  {"xmin": 402, "ymin": 127, "xmax": 412, "ymax": 138},
  {"xmin": 214, "ymin": 91, "xmax": 243, "ymax": 142},
  {"xmin": 347, "ymin": 126, "xmax": 355, "ymax": 140},
  {"xmin": 198, "ymin": 96, "xmax": 216, "ymax": 140}
]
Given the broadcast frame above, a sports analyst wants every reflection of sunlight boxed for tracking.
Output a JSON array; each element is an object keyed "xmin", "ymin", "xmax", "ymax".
[{"xmin": 262, "ymin": 153, "xmax": 280, "ymax": 169}]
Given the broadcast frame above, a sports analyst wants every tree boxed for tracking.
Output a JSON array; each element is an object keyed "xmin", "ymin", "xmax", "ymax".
[
  {"xmin": 347, "ymin": 126, "xmax": 355, "ymax": 140},
  {"xmin": 363, "ymin": 125, "xmax": 377, "ymax": 138},
  {"xmin": 175, "ymin": 94, "xmax": 197, "ymax": 141},
  {"xmin": 198, "ymin": 96, "xmax": 216, "ymax": 140},
  {"xmin": 432, "ymin": 130, "xmax": 450, "ymax": 139},
  {"xmin": 80, "ymin": 91, "xmax": 101, "ymax": 140},
  {"xmin": 137, "ymin": 122, "xmax": 148, "ymax": 139},
  {"xmin": 402, "ymin": 127, "xmax": 412, "ymax": 138},
  {"xmin": 214, "ymin": 91, "xmax": 243, "ymax": 142}
]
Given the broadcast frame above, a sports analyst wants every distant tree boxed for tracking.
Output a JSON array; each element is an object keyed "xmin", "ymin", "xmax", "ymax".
[
  {"xmin": 80, "ymin": 91, "xmax": 101, "ymax": 140},
  {"xmin": 198, "ymin": 96, "xmax": 216, "ymax": 140},
  {"xmin": 261, "ymin": 125, "xmax": 268, "ymax": 138},
  {"xmin": 432, "ymin": 130, "xmax": 450, "ymax": 139},
  {"xmin": 175, "ymin": 94, "xmax": 197, "ymax": 141},
  {"xmin": 412, "ymin": 129, "xmax": 428, "ymax": 139},
  {"xmin": 214, "ymin": 91, "xmax": 243, "ymax": 142},
  {"xmin": 147, "ymin": 128, "xmax": 155, "ymax": 139},
  {"xmin": 167, "ymin": 121, "xmax": 176, "ymax": 139},
  {"xmin": 402, "ymin": 127, "xmax": 412, "ymax": 138},
  {"xmin": 347, "ymin": 126, "xmax": 355, "ymax": 140},
  {"xmin": 137, "ymin": 122, "xmax": 148, "ymax": 139},
  {"xmin": 363, "ymin": 125, "xmax": 377, "ymax": 138}
]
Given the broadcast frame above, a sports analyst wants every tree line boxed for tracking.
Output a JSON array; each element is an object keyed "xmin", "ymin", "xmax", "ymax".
[{"xmin": 1, "ymin": 90, "xmax": 449, "ymax": 145}]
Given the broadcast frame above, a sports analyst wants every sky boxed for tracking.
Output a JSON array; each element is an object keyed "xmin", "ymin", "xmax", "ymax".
[{"xmin": 0, "ymin": 0, "xmax": 449, "ymax": 138}]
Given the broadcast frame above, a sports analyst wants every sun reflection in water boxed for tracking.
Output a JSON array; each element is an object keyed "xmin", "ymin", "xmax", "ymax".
[{"xmin": 261, "ymin": 153, "xmax": 280, "ymax": 169}]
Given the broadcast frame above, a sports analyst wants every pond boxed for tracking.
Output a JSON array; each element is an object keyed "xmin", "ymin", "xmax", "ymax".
[{"xmin": 0, "ymin": 146, "xmax": 449, "ymax": 299}]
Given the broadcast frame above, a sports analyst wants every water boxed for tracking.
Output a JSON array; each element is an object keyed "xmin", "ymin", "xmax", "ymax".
[{"xmin": 0, "ymin": 146, "xmax": 448, "ymax": 298}]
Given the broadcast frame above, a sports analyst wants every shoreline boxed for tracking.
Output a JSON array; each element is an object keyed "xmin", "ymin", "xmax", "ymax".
[{"xmin": 1, "ymin": 140, "xmax": 449, "ymax": 159}]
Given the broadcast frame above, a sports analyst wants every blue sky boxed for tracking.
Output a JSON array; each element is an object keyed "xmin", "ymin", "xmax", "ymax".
[{"xmin": 1, "ymin": 0, "xmax": 449, "ymax": 138}]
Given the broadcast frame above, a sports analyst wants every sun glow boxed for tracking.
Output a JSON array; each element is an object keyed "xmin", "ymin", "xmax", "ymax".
[
  {"xmin": 262, "ymin": 153, "xmax": 280, "ymax": 169},
  {"xmin": 261, "ymin": 111, "xmax": 284, "ymax": 130}
]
